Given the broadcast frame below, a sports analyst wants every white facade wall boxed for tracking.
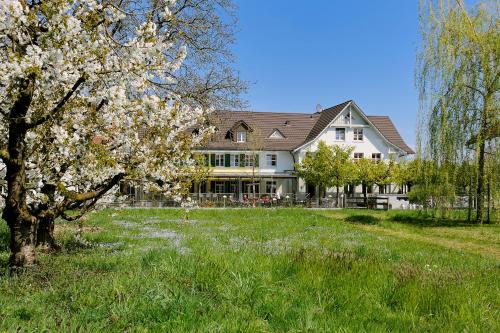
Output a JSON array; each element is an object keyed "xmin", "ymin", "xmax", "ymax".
[
  {"xmin": 296, "ymin": 106, "xmax": 402, "ymax": 163},
  {"xmin": 199, "ymin": 104, "xmax": 409, "ymax": 197},
  {"xmin": 204, "ymin": 150, "xmax": 294, "ymax": 174}
]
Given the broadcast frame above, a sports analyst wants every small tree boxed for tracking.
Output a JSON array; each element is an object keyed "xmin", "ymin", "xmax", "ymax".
[
  {"xmin": 354, "ymin": 158, "xmax": 388, "ymax": 205},
  {"xmin": 295, "ymin": 141, "xmax": 336, "ymax": 202},
  {"xmin": 330, "ymin": 146, "xmax": 355, "ymax": 207},
  {"xmin": 247, "ymin": 128, "xmax": 264, "ymax": 206}
]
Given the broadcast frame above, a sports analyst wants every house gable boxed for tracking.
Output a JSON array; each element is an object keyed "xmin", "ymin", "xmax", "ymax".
[
  {"xmin": 294, "ymin": 101, "xmax": 411, "ymax": 155},
  {"xmin": 332, "ymin": 104, "xmax": 369, "ymax": 126}
]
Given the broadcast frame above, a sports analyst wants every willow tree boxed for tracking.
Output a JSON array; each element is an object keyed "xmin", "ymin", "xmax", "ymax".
[{"xmin": 417, "ymin": 0, "xmax": 499, "ymax": 223}]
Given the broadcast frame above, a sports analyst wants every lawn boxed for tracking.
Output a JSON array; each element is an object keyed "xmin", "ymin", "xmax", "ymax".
[{"xmin": 0, "ymin": 209, "xmax": 499, "ymax": 332}]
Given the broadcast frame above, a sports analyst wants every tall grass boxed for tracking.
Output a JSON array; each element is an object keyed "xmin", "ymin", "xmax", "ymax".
[{"xmin": 0, "ymin": 209, "xmax": 498, "ymax": 331}]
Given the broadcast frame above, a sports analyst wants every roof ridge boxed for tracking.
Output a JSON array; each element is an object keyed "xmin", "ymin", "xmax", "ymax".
[{"xmin": 215, "ymin": 110, "xmax": 314, "ymax": 116}]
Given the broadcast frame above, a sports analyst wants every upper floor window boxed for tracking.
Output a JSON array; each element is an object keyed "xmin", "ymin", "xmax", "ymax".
[
  {"xmin": 231, "ymin": 154, "xmax": 239, "ymax": 167},
  {"xmin": 266, "ymin": 154, "xmax": 277, "ymax": 167},
  {"xmin": 244, "ymin": 154, "xmax": 254, "ymax": 167},
  {"xmin": 353, "ymin": 128, "xmax": 364, "ymax": 141},
  {"xmin": 372, "ymin": 153, "xmax": 381, "ymax": 162},
  {"xmin": 236, "ymin": 131, "xmax": 247, "ymax": 142},
  {"xmin": 215, "ymin": 154, "xmax": 225, "ymax": 167},
  {"xmin": 335, "ymin": 128, "xmax": 345, "ymax": 141},
  {"xmin": 354, "ymin": 152, "xmax": 364, "ymax": 161}
]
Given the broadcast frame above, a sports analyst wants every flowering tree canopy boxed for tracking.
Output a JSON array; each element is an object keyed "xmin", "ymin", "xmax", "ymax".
[{"xmin": 0, "ymin": 0, "xmax": 241, "ymax": 267}]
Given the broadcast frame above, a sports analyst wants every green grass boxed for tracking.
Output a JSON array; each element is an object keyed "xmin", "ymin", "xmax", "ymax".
[{"xmin": 0, "ymin": 208, "xmax": 499, "ymax": 332}]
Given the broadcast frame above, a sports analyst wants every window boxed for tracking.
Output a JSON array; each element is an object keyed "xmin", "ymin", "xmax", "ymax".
[
  {"xmin": 266, "ymin": 181, "xmax": 277, "ymax": 194},
  {"xmin": 244, "ymin": 154, "xmax": 254, "ymax": 167},
  {"xmin": 354, "ymin": 153, "xmax": 364, "ymax": 161},
  {"xmin": 372, "ymin": 153, "xmax": 381, "ymax": 162},
  {"xmin": 215, "ymin": 154, "xmax": 224, "ymax": 167},
  {"xmin": 214, "ymin": 182, "xmax": 225, "ymax": 193},
  {"xmin": 266, "ymin": 154, "xmax": 277, "ymax": 167},
  {"xmin": 231, "ymin": 154, "xmax": 239, "ymax": 167},
  {"xmin": 236, "ymin": 131, "xmax": 246, "ymax": 142},
  {"xmin": 353, "ymin": 128, "xmax": 363, "ymax": 141},
  {"xmin": 335, "ymin": 128, "xmax": 345, "ymax": 141},
  {"xmin": 269, "ymin": 130, "xmax": 285, "ymax": 139}
]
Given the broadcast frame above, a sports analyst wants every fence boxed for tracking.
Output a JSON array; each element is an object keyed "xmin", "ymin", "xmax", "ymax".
[{"xmin": 344, "ymin": 196, "xmax": 389, "ymax": 210}]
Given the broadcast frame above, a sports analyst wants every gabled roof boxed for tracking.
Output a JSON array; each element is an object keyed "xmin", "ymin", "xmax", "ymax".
[
  {"xmin": 303, "ymin": 100, "xmax": 351, "ymax": 143},
  {"xmin": 367, "ymin": 116, "xmax": 415, "ymax": 154},
  {"xmin": 199, "ymin": 110, "xmax": 318, "ymax": 150},
  {"xmin": 229, "ymin": 120, "xmax": 252, "ymax": 132},
  {"xmin": 194, "ymin": 100, "xmax": 414, "ymax": 154}
]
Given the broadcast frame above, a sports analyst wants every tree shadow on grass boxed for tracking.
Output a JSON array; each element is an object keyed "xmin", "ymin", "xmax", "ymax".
[
  {"xmin": 344, "ymin": 214, "xmax": 379, "ymax": 225},
  {"xmin": 389, "ymin": 212, "xmax": 475, "ymax": 228}
]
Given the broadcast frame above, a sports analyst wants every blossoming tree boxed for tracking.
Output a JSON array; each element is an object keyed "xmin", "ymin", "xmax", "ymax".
[{"xmin": 0, "ymin": 0, "xmax": 240, "ymax": 267}]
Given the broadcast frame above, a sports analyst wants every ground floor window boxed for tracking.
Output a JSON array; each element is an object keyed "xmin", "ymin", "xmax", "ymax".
[
  {"xmin": 354, "ymin": 152, "xmax": 364, "ymax": 161},
  {"xmin": 214, "ymin": 181, "xmax": 225, "ymax": 193},
  {"xmin": 244, "ymin": 181, "xmax": 259, "ymax": 194},
  {"xmin": 266, "ymin": 181, "xmax": 277, "ymax": 194}
]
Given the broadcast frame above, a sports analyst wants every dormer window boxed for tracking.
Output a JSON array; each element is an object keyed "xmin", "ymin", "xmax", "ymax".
[
  {"xmin": 269, "ymin": 129, "xmax": 285, "ymax": 139},
  {"xmin": 236, "ymin": 131, "xmax": 247, "ymax": 143}
]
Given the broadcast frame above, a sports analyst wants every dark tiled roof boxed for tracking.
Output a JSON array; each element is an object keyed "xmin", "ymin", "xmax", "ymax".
[
  {"xmin": 303, "ymin": 100, "xmax": 351, "ymax": 143},
  {"xmin": 367, "ymin": 116, "xmax": 415, "ymax": 154},
  {"xmin": 196, "ymin": 101, "xmax": 414, "ymax": 154},
  {"xmin": 199, "ymin": 110, "xmax": 319, "ymax": 150}
]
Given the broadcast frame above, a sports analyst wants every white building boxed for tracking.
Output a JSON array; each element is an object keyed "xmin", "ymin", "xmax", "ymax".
[{"xmin": 192, "ymin": 100, "xmax": 414, "ymax": 203}]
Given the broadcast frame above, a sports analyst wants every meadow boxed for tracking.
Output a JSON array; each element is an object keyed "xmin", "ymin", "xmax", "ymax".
[{"xmin": 0, "ymin": 208, "xmax": 498, "ymax": 332}]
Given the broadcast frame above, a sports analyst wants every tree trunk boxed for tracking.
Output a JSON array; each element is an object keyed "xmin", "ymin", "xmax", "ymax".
[
  {"xmin": 467, "ymin": 171, "xmax": 472, "ymax": 222},
  {"xmin": 2, "ymin": 74, "xmax": 37, "ymax": 268},
  {"xmin": 476, "ymin": 137, "xmax": 486, "ymax": 224},
  {"xmin": 4, "ymin": 210, "xmax": 38, "ymax": 268},
  {"xmin": 363, "ymin": 183, "xmax": 367, "ymax": 207},
  {"xmin": 36, "ymin": 217, "xmax": 60, "ymax": 253},
  {"xmin": 336, "ymin": 186, "xmax": 340, "ymax": 208}
]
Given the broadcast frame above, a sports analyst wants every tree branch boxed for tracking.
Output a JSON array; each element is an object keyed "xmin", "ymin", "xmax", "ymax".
[{"xmin": 27, "ymin": 76, "xmax": 85, "ymax": 128}]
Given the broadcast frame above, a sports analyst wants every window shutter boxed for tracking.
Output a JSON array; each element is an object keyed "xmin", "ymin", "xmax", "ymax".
[
  {"xmin": 254, "ymin": 154, "xmax": 259, "ymax": 167},
  {"xmin": 225, "ymin": 154, "xmax": 230, "ymax": 167},
  {"xmin": 210, "ymin": 154, "xmax": 216, "ymax": 167},
  {"xmin": 204, "ymin": 154, "xmax": 209, "ymax": 166},
  {"xmin": 240, "ymin": 154, "xmax": 245, "ymax": 167}
]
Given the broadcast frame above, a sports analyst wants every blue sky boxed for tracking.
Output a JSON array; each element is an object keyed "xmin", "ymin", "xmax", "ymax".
[{"xmin": 231, "ymin": 0, "xmax": 464, "ymax": 149}]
